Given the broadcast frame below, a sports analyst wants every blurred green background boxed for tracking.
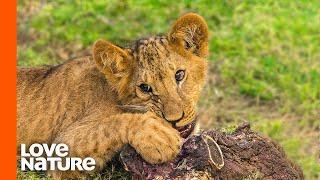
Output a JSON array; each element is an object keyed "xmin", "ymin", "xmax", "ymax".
[{"xmin": 18, "ymin": 0, "xmax": 319, "ymax": 179}]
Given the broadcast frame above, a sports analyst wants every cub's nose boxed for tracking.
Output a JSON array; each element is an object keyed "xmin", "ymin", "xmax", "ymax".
[{"xmin": 163, "ymin": 111, "xmax": 184, "ymax": 123}]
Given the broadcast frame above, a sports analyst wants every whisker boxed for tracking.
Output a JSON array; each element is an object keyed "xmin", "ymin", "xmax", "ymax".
[{"xmin": 117, "ymin": 104, "xmax": 148, "ymax": 113}]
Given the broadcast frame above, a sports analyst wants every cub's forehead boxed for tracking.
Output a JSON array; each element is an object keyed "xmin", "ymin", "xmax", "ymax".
[{"xmin": 130, "ymin": 36, "xmax": 176, "ymax": 70}]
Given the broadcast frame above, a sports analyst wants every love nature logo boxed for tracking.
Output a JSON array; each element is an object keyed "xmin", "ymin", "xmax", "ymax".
[{"xmin": 20, "ymin": 144, "xmax": 96, "ymax": 171}]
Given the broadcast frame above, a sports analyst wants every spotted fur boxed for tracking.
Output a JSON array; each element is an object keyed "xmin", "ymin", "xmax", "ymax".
[{"xmin": 17, "ymin": 13, "xmax": 209, "ymax": 179}]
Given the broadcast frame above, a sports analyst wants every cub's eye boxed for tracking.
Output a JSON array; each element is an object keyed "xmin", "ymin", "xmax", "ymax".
[
  {"xmin": 175, "ymin": 70, "xmax": 185, "ymax": 82},
  {"xmin": 139, "ymin": 83, "xmax": 152, "ymax": 93}
]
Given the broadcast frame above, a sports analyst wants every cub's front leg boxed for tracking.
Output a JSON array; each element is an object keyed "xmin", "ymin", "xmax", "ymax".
[
  {"xmin": 50, "ymin": 112, "xmax": 182, "ymax": 179},
  {"xmin": 128, "ymin": 112, "xmax": 182, "ymax": 164}
]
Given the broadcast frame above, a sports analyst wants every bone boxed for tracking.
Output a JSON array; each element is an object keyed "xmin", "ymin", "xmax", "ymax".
[{"xmin": 120, "ymin": 123, "xmax": 303, "ymax": 179}]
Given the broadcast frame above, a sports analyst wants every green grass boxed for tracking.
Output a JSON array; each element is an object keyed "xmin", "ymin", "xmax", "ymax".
[{"xmin": 18, "ymin": 0, "xmax": 320, "ymax": 179}]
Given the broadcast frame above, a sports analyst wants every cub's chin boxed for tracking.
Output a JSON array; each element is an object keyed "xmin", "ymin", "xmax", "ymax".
[{"xmin": 173, "ymin": 118, "xmax": 198, "ymax": 138}]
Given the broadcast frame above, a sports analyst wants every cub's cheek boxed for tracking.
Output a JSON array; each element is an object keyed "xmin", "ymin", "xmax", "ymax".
[{"xmin": 135, "ymin": 88, "xmax": 150, "ymax": 101}]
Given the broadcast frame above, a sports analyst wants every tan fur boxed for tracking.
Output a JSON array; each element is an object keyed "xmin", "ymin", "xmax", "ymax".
[{"xmin": 17, "ymin": 13, "xmax": 208, "ymax": 179}]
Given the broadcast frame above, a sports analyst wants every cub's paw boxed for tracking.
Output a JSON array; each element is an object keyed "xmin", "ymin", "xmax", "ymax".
[{"xmin": 129, "ymin": 113, "xmax": 182, "ymax": 164}]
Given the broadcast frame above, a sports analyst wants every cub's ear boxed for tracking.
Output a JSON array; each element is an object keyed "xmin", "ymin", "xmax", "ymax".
[
  {"xmin": 168, "ymin": 13, "xmax": 209, "ymax": 57},
  {"xmin": 92, "ymin": 40, "xmax": 133, "ymax": 84}
]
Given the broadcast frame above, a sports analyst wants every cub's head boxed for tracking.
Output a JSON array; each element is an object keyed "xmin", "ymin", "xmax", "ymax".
[{"xmin": 93, "ymin": 13, "xmax": 208, "ymax": 134}]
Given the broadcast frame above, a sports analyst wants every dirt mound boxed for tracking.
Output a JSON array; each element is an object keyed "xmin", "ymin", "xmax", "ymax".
[{"xmin": 120, "ymin": 123, "xmax": 303, "ymax": 179}]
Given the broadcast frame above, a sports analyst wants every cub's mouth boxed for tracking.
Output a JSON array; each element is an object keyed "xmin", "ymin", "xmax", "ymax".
[{"xmin": 173, "ymin": 119, "xmax": 197, "ymax": 138}]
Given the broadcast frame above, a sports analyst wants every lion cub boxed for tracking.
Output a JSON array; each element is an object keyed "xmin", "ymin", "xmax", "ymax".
[{"xmin": 17, "ymin": 13, "xmax": 208, "ymax": 179}]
